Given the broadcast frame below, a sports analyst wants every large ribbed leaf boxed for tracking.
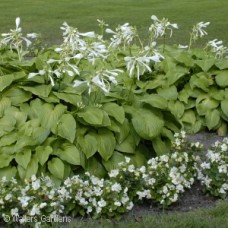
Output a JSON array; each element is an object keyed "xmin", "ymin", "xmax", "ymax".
[
  {"xmin": 157, "ymin": 86, "xmax": 178, "ymax": 100},
  {"xmin": 48, "ymin": 157, "xmax": 65, "ymax": 179},
  {"xmin": 102, "ymin": 103, "xmax": 125, "ymax": 124},
  {"xmin": 78, "ymin": 131, "xmax": 98, "ymax": 159},
  {"xmin": 41, "ymin": 103, "xmax": 67, "ymax": 131},
  {"xmin": 77, "ymin": 107, "xmax": 104, "ymax": 125},
  {"xmin": 15, "ymin": 149, "xmax": 31, "ymax": 169},
  {"xmin": 221, "ymin": 100, "xmax": 228, "ymax": 118},
  {"xmin": 195, "ymin": 59, "xmax": 215, "ymax": 72},
  {"xmin": 215, "ymin": 71, "xmax": 228, "ymax": 87},
  {"xmin": 196, "ymin": 97, "xmax": 219, "ymax": 116},
  {"xmin": 57, "ymin": 114, "xmax": 76, "ymax": 143},
  {"xmin": 0, "ymin": 97, "xmax": 11, "ymax": 117},
  {"xmin": 0, "ymin": 74, "xmax": 14, "ymax": 91},
  {"xmin": 0, "ymin": 132, "xmax": 18, "ymax": 147},
  {"xmin": 168, "ymin": 100, "xmax": 185, "ymax": 119},
  {"xmin": 24, "ymin": 155, "xmax": 39, "ymax": 180},
  {"xmin": 36, "ymin": 146, "xmax": 53, "ymax": 166},
  {"xmin": 205, "ymin": 109, "xmax": 220, "ymax": 130},
  {"xmin": 53, "ymin": 92, "xmax": 82, "ymax": 106},
  {"xmin": 20, "ymin": 84, "xmax": 52, "ymax": 97},
  {"xmin": 140, "ymin": 94, "xmax": 167, "ymax": 110},
  {"xmin": 0, "ymin": 115, "xmax": 16, "ymax": 137},
  {"xmin": 132, "ymin": 109, "xmax": 164, "ymax": 140},
  {"xmin": 152, "ymin": 136, "xmax": 170, "ymax": 156},
  {"xmin": 54, "ymin": 143, "xmax": 83, "ymax": 166},
  {"xmin": 0, "ymin": 153, "xmax": 13, "ymax": 168},
  {"xmin": 2, "ymin": 87, "xmax": 32, "ymax": 105},
  {"xmin": 97, "ymin": 129, "xmax": 116, "ymax": 161}
]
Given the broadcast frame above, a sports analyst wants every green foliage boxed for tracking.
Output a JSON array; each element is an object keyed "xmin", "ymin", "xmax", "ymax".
[{"xmin": 0, "ymin": 15, "xmax": 228, "ymax": 182}]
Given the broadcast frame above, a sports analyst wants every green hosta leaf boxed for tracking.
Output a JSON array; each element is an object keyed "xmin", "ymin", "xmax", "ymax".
[
  {"xmin": 173, "ymin": 51, "xmax": 194, "ymax": 67},
  {"xmin": 189, "ymin": 73, "xmax": 213, "ymax": 92},
  {"xmin": 15, "ymin": 149, "xmax": 31, "ymax": 169},
  {"xmin": 57, "ymin": 114, "xmax": 76, "ymax": 143},
  {"xmin": 97, "ymin": 129, "xmax": 116, "ymax": 161},
  {"xmin": 0, "ymin": 167, "xmax": 17, "ymax": 180},
  {"xmin": 102, "ymin": 103, "xmax": 125, "ymax": 124},
  {"xmin": 205, "ymin": 109, "xmax": 221, "ymax": 130},
  {"xmin": 209, "ymin": 87, "xmax": 224, "ymax": 101},
  {"xmin": 41, "ymin": 103, "xmax": 67, "ymax": 131},
  {"xmin": 132, "ymin": 109, "xmax": 164, "ymax": 140},
  {"xmin": 101, "ymin": 111, "xmax": 111, "ymax": 127},
  {"xmin": 48, "ymin": 157, "xmax": 65, "ymax": 180},
  {"xmin": 77, "ymin": 107, "xmax": 104, "ymax": 125},
  {"xmin": 5, "ymin": 107, "xmax": 27, "ymax": 128},
  {"xmin": 19, "ymin": 119, "xmax": 40, "ymax": 136},
  {"xmin": 196, "ymin": 97, "xmax": 219, "ymax": 116},
  {"xmin": 53, "ymin": 92, "xmax": 82, "ymax": 106},
  {"xmin": 2, "ymin": 87, "xmax": 32, "ymax": 105},
  {"xmin": 181, "ymin": 110, "xmax": 196, "ymax": 125},
  {"xmin": 140, "ymin": 94, "xmax": 167, "ymax": 110},
  {"xmin": 0, "ymin": 132, "xmax": 17, "ymax": 147},
  {"xmin": 215, "ymin": 71, "xmax": 228, "ymax": 88},
  {"xmin": 78, "ymin": 131, "xmax": 98, "ymax": 159},
  {"xmin": 0, "ymin": 74, "xmax": 14, "ymax": 91},
  {"xmin": 15, "ymin": 135, "xmax": 38, "ymax": 151},
  {"xmin": 32, "ymin": 126, "xmax": 50, "ymax": 144},
  {"xmin": 215, "ymin": 59, "xmax": 228, "ymax": 69},
  {"xmin": 102, "ymin": 151, "xmax": 125, "ymax": 172},
  {"xmin": 152, "ymin": 136, "xmax": 170, "ymax": 155},
  {"xmin": 115, "ymin": 119, "xmax": 130, "ymax": 144},
  {"xmin": 217, "ymin": 122, "xmax": 227, "ymax": 136},
  {"xmin": 20, "ymin": 98, "xmax": 43, "ymax": 119},
  {"xmin": 157, "ymin": 86, "xmax": 178, "ymax": 100},
  {"xmin": 107, "ymin": 118, "xmax": 121, "ymax": 132},
  {"xmin": 36, "ymin": 146, "xmax": 53, "ymax": 166},
  {"xmin": 167, "ymin": 65, "xmax": 189, "ymax": 85},
  {"xmin": 195, "ymin": 59, "xmax": 215, "ymax": 72},
  {"xmin": 0, "ymin": 115, "xmax": 16, "ymax": 137},
  {"xmin": 178, "ymin": 84, "xmax": 191, "ymax": 104},
  {"xmin": 168, "ymin": 100, "xmax": 185, "ymax": 119},
  {"xmin": 19, "ymin": 84, "xmax": 52, "ymax": 97},
  {"xmin": 0, "ymin": 153, "xmax": 13, "ymax": 168},
  {"xmin": 24, "ymin": 155, "xmax": 39, "ymax": 180},
  {"xmin": 0, "ymin": 97, "xmax": 11, "ymax": 117},
  {"xmin": 221, "ymin": 100, "xmax": 228, "ymax": 118},
  {"xmin": 115, "ymin": 129, "xmax": 139, "ymax": 153},
  {"xmin": 145, "ymin": 74, "xmax": 166, "ymax": 90},
  {"xmin": 86, "ymin": 157, "xmax": 106, "ymax": 178},
  {"xmin": 55, "ymin": 143, "xmax": 83, "ymax": 166}
]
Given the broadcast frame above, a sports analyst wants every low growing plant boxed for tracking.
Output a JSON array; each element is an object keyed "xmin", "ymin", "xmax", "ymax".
[{"xmin": 197, "ymin": 138, "xmax": 228, "ymax": 198}]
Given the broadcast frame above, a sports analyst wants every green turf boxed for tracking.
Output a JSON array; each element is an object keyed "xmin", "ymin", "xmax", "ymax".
[
  {"xmin": 0, "ymin": 0, "xmax": 228, "ymax": 45},
  {"xmin": 39, "ymin": 200, "xmax": 228, "ymax": 228}
]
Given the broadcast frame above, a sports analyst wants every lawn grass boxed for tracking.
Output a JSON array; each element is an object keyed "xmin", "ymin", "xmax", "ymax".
[
  {"xmin": 41, "ymin": 200, "xmax": 228, "ymax": 228},
  {"xmin": 0, "ymin": 0, "xmax": 228, "ymax": 45}
]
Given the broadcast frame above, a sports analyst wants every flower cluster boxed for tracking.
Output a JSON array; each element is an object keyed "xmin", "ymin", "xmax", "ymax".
[
  {"xmin": 197, "ymin": 138, "xmax": 228, "ymax": 198},
  {"xmin": 206, "ymin": 39, "xmax": 228, "ymax": 58},
  {"xmin": 149, "ymin": 15, "xmax": 178, "ymax": 39},
  {"xmin": 0, "ymin": 175, "xmax": 63, "ymax": 226},
  {"xmin": 0, "ymin": 17, "xmax": 37, "ymax": 60},
  {"xmin": 0, "ymin": 132, "xmax": 227, "ymax": 226}
]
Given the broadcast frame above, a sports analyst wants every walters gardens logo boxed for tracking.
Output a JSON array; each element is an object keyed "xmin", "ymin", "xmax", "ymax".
[{"xmin": 3, "ymin": 214, "xmax": 72, "ymax": 224}]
